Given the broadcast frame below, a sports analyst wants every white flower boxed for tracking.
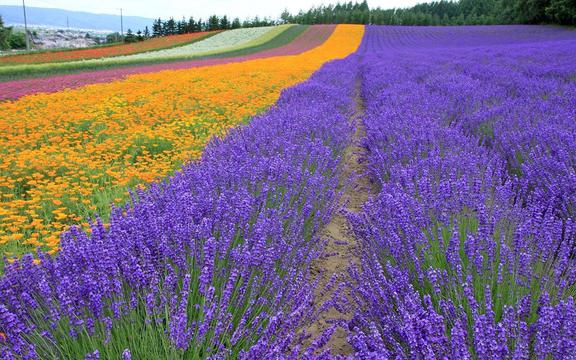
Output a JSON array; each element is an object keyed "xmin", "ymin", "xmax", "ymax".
[{"xmin": 107, "ymin": 27, "xmax": 277, "ymax": 62}]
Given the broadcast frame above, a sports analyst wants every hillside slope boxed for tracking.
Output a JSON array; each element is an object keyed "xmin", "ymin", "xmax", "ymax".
[{"xmin": 0, "ymin": 5, "xmax": 152, "ymax": 32}]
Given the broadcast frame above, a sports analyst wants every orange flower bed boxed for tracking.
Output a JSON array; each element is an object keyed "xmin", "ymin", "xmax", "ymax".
[{"xmin": 0, "ymin": 32, "xmax": 215, "ymax": 65}]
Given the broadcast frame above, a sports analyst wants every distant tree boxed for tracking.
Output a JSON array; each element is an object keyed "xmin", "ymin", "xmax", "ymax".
[
  {"xmin": 220, "ymin": 15, "xmax": 230, "ymax": 29},
  {"xmin": 231, "ymin": 17, "xmax": 241, "ymax": 29},
  {"xmin": 546, "ymin": 0, "xmax": 576, "ymax": 24},
  {"xmin": 0, "ymin": 16, "xmax": 13, "ymax": 50},
  {"xmin": 152, "ymin": 18, "xmax": 162, "ymax": 37},
  {"xmin": 136, "ymin": 30, "xmax": 144, "ymax": 41},
  {"xmin": 177, "ymin": 17, "xmax": 186, "ymax": 34},
  {"xmin": 143, "ymin": 26, "xmax": 150, "ymax": 38},
  {"xmin": 208, "ymin": 15, "xmax": 220, "ymax": 30},
  {"xmin": 512, "ymin": 0, "xmax": 551, "ymax": 23},
  {"xmin": 106, "ymin": 32, "xmax": 122, "ymax": 43},
  {"xmin": 196, "ymin": 18, "xmax": 205, "ymax": 32},
  {"xmin": 165, "ymin": 18, "xmax": 177, "ymax": 35},
  {"xmin": 8, "ymin": 31, "xmax": 26, "ymax": 49},
  {"xmin": 124, "ymin": 29, "xmax": 137, "ymax": 43},
  {"xmin": 246, "ymin": 16, "xmax": 272, "ymax": 27},
  {"xmin": 187, "ymin": 17, "xmax": 196, "ymax": 33},
  {"xmin": 280, "ymin": 9, "xmax": 292, "ymax": 23}
]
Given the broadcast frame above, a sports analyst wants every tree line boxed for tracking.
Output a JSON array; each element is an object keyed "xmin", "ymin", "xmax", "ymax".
[
  {"xmin": 118, "ymin": 15, "xmax": 277, "ymax": 43},
  {"xmin": 2, "ymin": 0, "xmax": 574, "ymax": 50},
  {"xmin": 285, "ymin": 0, "xmax": 576, "ymax": 26},
  {"xmin": 151, "ymin": 15, "xmax": 275, "ymax": 35}
]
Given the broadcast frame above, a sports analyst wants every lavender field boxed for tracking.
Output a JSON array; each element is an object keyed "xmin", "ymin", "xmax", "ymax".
[
  {"xmin": 1, "ymin": 25, "xmax": 576, "ymax": 359},
  {"xmin": 348, "ymin": 25, "xmax": 576, "ymax": 358}
]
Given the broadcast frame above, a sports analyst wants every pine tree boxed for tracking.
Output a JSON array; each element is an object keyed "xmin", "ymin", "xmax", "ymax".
[
  {"xmin": 165, "ymin": 18, "xmax": 177, "ymax": 35},
  {"xmin": 220, "ymin": 15, "xmax": 230, "ymax": 29},
  {"xmin": 208, "ymin": 15, "xmax": 220, "ymax": 30},
  {"xmin": 196, "ymin": 18, "xmax": 205, "ymax": 32},
  {"xmin": 152, "ymin": 18, "xmax": 166, "ymax": 37},
  {"xmin": 152, "ymin": 18, "xmax": 162, "ymax": 37},
  {"xmin": 187, "ymin": 17, "xmax": 196, "ymax": 33},
  {"xmin": 176, "ymin": 17, "xmax": 186, "ymax": 34}
]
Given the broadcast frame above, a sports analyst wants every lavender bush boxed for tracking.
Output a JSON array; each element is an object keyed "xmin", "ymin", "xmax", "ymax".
[
  {"xmin": 348, "ymin": 26, "xmax": 576, "ymax": 358},
  {"xmin": 0, "ymin": 57, "xmax": 359, "ymax": 359}
]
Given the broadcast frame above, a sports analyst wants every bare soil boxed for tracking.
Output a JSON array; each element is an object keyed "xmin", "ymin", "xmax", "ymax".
[{"xmin": 302, "ymin": 80, "xmax": 371, "ymax": 356}]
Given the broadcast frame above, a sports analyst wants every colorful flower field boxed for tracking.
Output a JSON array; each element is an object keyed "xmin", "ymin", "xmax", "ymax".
[
  {"xmin": 0, "ymin": 32, "xmax": 215, "ymax": 65},
  {"xmin": 0, "ymin": 25, "xmax": 333, "ymax": 101},
  {"xmin": 1, "ymin": 22, "xmax": 576, "ymax": 359},
  {"xmin": 0, "ymin": 24, "xmax": 362, "ymax": 262},
  {"xmin": 0, "ymin": 26, "xmax": 306, "ymax": 80}
]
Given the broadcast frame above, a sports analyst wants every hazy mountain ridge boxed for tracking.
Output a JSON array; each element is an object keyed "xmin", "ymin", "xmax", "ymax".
[{"xmin": 0, "ymin": 5, "xmax": 153, "ymax": 32}]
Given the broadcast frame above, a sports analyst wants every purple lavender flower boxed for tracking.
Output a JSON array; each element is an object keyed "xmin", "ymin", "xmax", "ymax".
[{"xmin": 122, "ymin": 348, "xmax": 132, "ymax": 360}]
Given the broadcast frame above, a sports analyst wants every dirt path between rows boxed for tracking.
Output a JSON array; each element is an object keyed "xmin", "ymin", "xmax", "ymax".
[{"xmin": 302, "ymin": 79, "xmax": 370, "ymax": 357}]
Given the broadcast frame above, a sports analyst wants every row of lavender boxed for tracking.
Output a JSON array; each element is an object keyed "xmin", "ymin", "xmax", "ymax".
[
  {"xmin": 347, "ymin": 27, "xmax": 576, "ymax": 358},
  {"xmin": 0, "ymin": 57, "xmax": 358, "ymax": 358}
]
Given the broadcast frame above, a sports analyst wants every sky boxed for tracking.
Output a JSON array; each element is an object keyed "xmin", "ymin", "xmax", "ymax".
[{"xmin": 3, "ymin": 0, "xmax": 426, "ymax": 20}]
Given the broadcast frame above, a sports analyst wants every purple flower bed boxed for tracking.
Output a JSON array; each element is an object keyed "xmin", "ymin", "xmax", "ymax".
[
  {"xmin": 0, "ymin": 55, "xmax": 358, "ymax": 358},
  {"xmin": 347, "ymin": 26, "xmax": 576, "ymax": 358}
]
